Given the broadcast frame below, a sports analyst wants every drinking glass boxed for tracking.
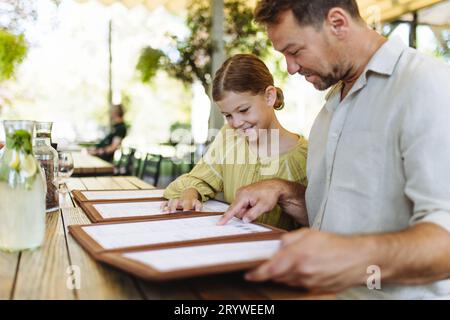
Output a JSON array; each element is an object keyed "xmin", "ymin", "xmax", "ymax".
[{"xmin": 57, "ymin": 151, "xmax": 74, "ymax": 193}]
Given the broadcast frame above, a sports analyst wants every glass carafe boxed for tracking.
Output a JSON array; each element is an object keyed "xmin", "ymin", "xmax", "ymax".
[
  {"xmin": 33, "ymin": 122, "xmax": 59, "ymax": 212},
  {"xmin": 0, "ymin": 120, "xmax": 46, "ymax": 252}
]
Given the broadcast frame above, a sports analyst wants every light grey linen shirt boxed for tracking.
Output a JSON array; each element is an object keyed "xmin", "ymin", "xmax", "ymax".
[{"xmin": 305, "ymin": 36, "xmax": 450, "ymax": 299}]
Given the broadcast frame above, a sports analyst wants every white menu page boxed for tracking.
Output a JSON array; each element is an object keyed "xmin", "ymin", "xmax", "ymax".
[
  {"xmin": 93, "ymin": 201, "xmax": 169, "ymax": 218},
  {"xmin": 82, "ymin": 215, "xmax": 271, "ymax": 250},
  {"xmin": 202, "ymin": 200, "xmax": 230, "ymax": 212},
  {"xmin": 81, "ymin": 189, "xmax": 165, "ymax": 200},
  {"xmin": 92, "ymin": 199, "xmax": 230, "ymax": 219},
  {"xmin": 123, "ymin": 240, "xmax": 281, "ymax": 272}
]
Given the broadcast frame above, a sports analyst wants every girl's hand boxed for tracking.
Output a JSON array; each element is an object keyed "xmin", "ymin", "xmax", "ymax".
[{"xmin": 161, "ymin": 188, "xmax": 203, "ymax": 213}]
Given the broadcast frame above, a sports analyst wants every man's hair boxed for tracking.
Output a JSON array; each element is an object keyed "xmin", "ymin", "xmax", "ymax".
[{"xmin": 254, "ymin": 0, "xmax": 362, "ymax": 28}]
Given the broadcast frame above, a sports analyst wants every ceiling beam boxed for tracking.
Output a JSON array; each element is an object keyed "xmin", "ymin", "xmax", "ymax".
[{"xmin": 359, "ymin": 0, "xmax": 445, "ymax": 23}]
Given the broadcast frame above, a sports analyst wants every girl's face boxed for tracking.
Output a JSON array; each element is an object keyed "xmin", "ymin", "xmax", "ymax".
[{"xmin": 216, "ymin": 86, "xmax": 277, "ymax": 138}]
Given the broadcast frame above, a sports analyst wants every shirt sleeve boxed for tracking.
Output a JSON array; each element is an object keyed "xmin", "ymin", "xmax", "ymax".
[
  {"xmin": 402, "ymin": 63, "xmax": 450, "ymax": 232},
  {"xmin": 164, "ymin": 126, "xmax": 229, "ymax": 202},
  {"xmin": 114, "ymin": 124, "xmax": 127, "ymax": 139},
  {"xmin": 97, "ymin": 133, "xmax": 113, "ymax": 148}
]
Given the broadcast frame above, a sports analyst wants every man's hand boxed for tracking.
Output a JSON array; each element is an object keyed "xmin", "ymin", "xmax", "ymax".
[
  {"xmin": 218, "ymin": 179, "xmax": 308, "ymax": 226},
  {"xmin": 161, "ymin": 188, "xmax": 202, "ymax": 213},
  {"xmin": 217, "ymin": 179, "xmax": 283, "ymax": 225},
  {"xmin": 245, "ymin": 223, "xmax": 450, "ymax": 292},
  {"xmin": 245, "ymin": 228, "xmax": 372, "ymax": 293}
]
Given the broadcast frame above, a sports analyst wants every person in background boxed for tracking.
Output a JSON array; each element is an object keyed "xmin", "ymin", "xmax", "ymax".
[
  {"xmin": 89, "ymin": 104, "xmax": 127, "ymax": 162},
  {"xmin": 162, "ymin": 54, "xmax": 308, "ymax": 231}
]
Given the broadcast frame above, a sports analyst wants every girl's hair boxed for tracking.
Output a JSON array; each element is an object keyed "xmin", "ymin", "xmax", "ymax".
[{"xmin": 212, "ymin": 54, "xmax": 285, "ymax": 110}]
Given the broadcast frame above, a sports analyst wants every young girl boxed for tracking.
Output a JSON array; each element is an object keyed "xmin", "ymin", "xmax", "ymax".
[{"xmin": 162, "ymin": 54, "xmax": 307, "ymax": 230}]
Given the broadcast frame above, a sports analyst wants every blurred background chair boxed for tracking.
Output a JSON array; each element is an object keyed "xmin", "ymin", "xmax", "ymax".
[
  {"xmin": 113, "ymin": 147, "xmax": 136, "ymax": 175},
  {"xmin": 111, "ymin": 141, "xmax": 205, "ymax": 188},
  {"xmin": 138, "ymin": 153, "xmax": 163, "ymax": 187}
]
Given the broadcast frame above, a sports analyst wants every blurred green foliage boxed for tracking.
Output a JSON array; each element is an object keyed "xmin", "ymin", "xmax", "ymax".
[
  {"xmin": 136, "ymin": 0, "xmax": 274, "ymax": 95},
  {"xmin": 433, "ymin": 29, "xmax": 450, "ymax": 61},
  {"xmin": 0, "ymin": 29, "xmax": 27, "ymax": 82}
]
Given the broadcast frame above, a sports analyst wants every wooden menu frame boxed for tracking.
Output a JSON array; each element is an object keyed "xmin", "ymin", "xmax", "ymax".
[
  {"xmin": 69, "ymin": 212, "xmax": 284, "ymax": 257},
  {"xmin": 68, "ymin": 213, "xmax": 285, "ymax": 281},
  {"xmin": 98, "ymin": 237, "xmax": 282, "ymax": 281},
  {"xmin": 71, "ymin": 189, "xmax": 166, "ymax": 204},
  {"xmin": 77, "ymin": 198, "xmax": 174, "ymax": 223},
  {"xmin": 69, "ymin": 188, "xmax": 284, "ymax": 281},
  {"xmin": 72, "ymin": 189, "xmax": 230, "ymax": 223}
]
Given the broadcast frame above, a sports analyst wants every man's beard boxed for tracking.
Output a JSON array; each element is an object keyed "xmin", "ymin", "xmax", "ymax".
[
  {"xmin": 312, "ymin": 74, "xmax": 339, "ymax": 90},
  {"xmin": 306, "ymin": 65, "xmax": 345, "ymax": 91}
]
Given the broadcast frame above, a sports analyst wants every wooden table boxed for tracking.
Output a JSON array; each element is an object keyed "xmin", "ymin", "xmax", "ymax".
[
  {"xmin": 0, "ymin": 176, "xmax": 333, "ymax": 300},
  {"xmin": 72, "ymin": 151, "xmax": 114, "ymax": 176}
]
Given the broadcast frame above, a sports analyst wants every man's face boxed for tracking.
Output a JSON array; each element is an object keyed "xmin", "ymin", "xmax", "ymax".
[{"xmin": 267, "ymin": 10, "xmax": 345, "ymax": 90}]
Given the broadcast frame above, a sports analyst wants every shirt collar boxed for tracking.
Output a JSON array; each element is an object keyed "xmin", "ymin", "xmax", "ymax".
[{"xmin": 364, "ymin": 36, "xmax": 407, "ymax": 77}]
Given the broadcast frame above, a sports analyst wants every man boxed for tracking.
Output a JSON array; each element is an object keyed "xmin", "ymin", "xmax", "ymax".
[
  {"xmin": 89, "ymin": 104, "xmax": 127, "ymax": 162},
  {"xmin": 219, "ymin": 0, "xmax": 450, "ymax": 299}
]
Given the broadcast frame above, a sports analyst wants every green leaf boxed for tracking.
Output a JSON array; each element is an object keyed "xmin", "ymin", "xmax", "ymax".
[{"xmin": 5, "ymin": 130, "xmax": 33, "ymax": 153}]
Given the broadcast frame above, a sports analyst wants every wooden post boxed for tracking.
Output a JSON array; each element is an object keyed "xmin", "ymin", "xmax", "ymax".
[
  {"xmin": 409, "ymin": 11, "xmax": 418, "ymax": 49},
  {"xmin": 108, "ymin": 19, "xmax": 113, "ymax": 129},
  {"xmin": 209, "ymin": 0, "xmax": 225, "ymax": 131}
]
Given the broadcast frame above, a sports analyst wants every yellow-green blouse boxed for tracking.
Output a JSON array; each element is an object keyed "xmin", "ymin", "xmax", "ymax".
[{"xmin": 164, "ymin": 125, "xmax": 308, "ymax": 230}]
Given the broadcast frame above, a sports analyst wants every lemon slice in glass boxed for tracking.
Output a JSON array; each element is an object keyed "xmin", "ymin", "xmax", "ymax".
[
  {"xmin": 8, "ymin": 149, "xmax": 20, "ymax": 170},
  {"xmin": 20, "ymin": 154, "xmax": 37, "ymax": 177}
]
